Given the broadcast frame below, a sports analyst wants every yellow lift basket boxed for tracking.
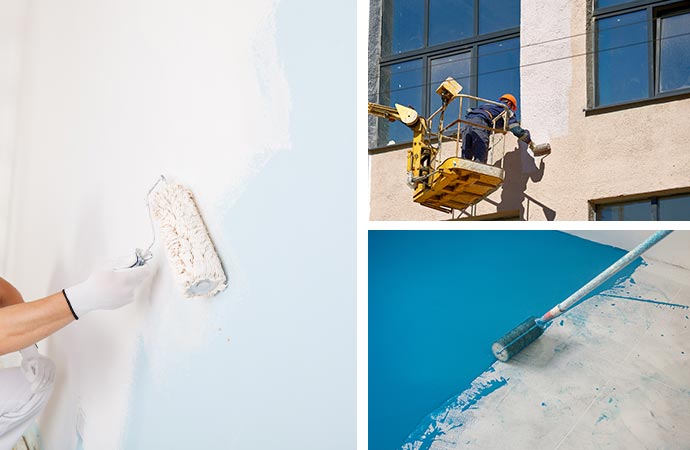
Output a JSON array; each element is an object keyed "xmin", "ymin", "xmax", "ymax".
[{"xmin": 369, "ymin": 77, "xmax": 512, "ymax": 214}]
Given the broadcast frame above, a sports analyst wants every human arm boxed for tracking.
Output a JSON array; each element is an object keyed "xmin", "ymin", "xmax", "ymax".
[
  {"xmin": 0, "ymin": 276, "xmax": 25, "ymax": 307},
  {"xmin": 507, "ymin": 116, "xmax": 531, "ymax": 142},
  {"xmin": 0, "ymin": 291, "xmax": 74, "ymax": 355},
  {"xmin": 0, "ymin": 262, "xmax": 152, "ymax": 356}
]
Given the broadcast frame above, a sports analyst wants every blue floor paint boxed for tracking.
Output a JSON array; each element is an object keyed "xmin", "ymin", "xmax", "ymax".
[{"xmin": 369, "ymin": 231, "xmax": 642, "ymax": 450}]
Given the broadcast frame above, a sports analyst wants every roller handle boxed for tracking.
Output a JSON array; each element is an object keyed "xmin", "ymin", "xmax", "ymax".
[
  {"xmin": 539, "ymin": 230, "xmax": 672, "ymax": 323},
  {"xmin": 128, "ymin": 248, "xmax": 153, "ymax": 268}
]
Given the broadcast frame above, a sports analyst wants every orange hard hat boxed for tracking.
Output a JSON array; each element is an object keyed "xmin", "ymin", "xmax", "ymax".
[{"xmin": 499, "ymin": 94, "xmax": 517, "ymax": 111}]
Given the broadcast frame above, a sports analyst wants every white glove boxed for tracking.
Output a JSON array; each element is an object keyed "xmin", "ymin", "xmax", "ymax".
[
  {"xmin": 19, "ymin": 345, "xmax": 55, "ymax": 393},
  {"xmin": 63, "ymin": 255, "xmax": 154, "ymax": 319}
]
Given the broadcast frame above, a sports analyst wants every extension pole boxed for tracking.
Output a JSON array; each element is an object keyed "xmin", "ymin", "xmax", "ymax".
[
  {"xmin": 539, "ymin": 230, "xmax": 672, "ymax": 323},
  {"xmin": 492, "ymin": 230, "xmax": 672, "ymax": 362}
]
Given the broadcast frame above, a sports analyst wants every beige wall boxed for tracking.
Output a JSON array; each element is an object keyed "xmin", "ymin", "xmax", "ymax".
[{"xmin": 369, "ymin": 0, "xmax": 690, "ymax": 221}]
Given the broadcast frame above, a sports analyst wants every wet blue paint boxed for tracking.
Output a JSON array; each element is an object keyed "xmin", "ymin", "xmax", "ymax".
[
  {"xmin": 541, "ymin": 402, "xmax": 547, "ymax": 406},
  {"xmin": 596, "ymin": 413, "xmax": 609, "ymax": 424},
  {"xmin": 599, "ymin": 294, "xmax": 689, "ymax": 309},
  {"xmin": 369, "ymin": 231, "xmax": 642, "ymax": 450},
  {"xmin": 559, "ymin": 320, "xmax": 564, "ymax": 326}
]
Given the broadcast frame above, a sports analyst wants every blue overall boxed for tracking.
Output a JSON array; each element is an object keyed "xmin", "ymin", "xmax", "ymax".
[{"xmin": 461, "ymin": 103, "xmax": 522, "ymax": 163}]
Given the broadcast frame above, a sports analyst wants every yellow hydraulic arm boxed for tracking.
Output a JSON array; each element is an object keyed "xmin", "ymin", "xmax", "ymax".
[{"xmin": 367, "ymin": 102, "xmax": 434, "ymax": 189}]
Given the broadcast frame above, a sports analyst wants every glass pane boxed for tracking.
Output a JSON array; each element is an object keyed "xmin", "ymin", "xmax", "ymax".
[
  {"xmin": 658, "ymin": 194, "xmax": 690, "ymax": 220},
  {"xmin": 479, "ymin": 0, "xmax": 520, "ymax": 35},
  {"xmin": 478, "ymin": 38, "xmax": 520, "ymax": 118},
  {"xmin": 597, "ymin": 200, "xmax": 651, "ymax": 220},
  {"xmin": 659, "ymin": 12, "xmax": 690, "ymax": 93},
  {"xmin": 596, "ymin": 0, "xmax": 638, "ymax": 8},
  {"xmin": 378, "ymin": 59, "xmax": 423, "ymax": 146},
  {"xmin": 597, "ymin": 11, "xmax": 649, "ymax": 105},
  {"xmin": 429, "ymin": 0, "xmax": 474, "ymax": 46},
  {"xmin": 621, "ymin": 200, "xmax": 652, "ymax": 220},
  {"xmin": 381, "ymin": 0, "xmax": 424, "ymax": 56},
  {"xmin": 429, "ymin": 53, "xmax": 471, "ymax": 114},
  {"xmin": 597, "ymin": 205, "xmax": 620, "ymax": 221}
]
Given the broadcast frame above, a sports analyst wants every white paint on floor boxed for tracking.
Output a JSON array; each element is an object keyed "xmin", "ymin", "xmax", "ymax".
[{"xmin": 405, "ymin": 257, "xmax": 690, "ymax": 450}]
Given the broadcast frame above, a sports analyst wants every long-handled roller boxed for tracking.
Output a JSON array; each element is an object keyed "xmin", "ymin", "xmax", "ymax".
[{"xmin": 492, "ymin": 230, "xmax": 673, "ymax": 362}]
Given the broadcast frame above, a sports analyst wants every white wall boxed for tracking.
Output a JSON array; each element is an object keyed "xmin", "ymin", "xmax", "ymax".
[
  {"xmin": 1, "ymin": 0, "xmax": 355, "ymax": 449},
  {"xmin": 566, "ymin": 231, "xmax": 690, "ymax": 270},
  {"xmin": 0, "ymin": 0, "xmax": 28, "ymax": 273}
]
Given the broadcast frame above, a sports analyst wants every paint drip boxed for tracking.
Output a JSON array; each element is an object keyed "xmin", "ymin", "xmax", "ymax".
[{"xmin": 149, "ymin": 181, "xmax": 227, "ymax": 298}]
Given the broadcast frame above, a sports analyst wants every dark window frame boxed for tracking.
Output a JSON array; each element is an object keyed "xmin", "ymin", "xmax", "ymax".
[
  {"xmin": 589, "ymin": 187, "xmax": 690, "ymax": 220},
  {"xmin": 374, "ymin": 0, "xmax": 520, "ymax": 148},
  {"xmin": 590, "ymin": 0, "xmax": 690, "ymax": 112}
]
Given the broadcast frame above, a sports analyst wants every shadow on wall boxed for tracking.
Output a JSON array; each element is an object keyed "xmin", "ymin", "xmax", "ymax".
[{"xmin": 496, "ymin": 142, "xmax": 555, "ymax": 220}]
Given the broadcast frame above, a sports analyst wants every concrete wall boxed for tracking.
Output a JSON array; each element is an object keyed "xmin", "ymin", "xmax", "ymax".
[
  {"xmin": 567, "ymin": 230, "xmax": 690, "ymax": 270},
  {"xmin": 0, "ymin": 0, "xmax": 355, "ymax": 449},
  {"xmin": 368, "ymin": 0, "xmax": 690, "ymax": 220}
]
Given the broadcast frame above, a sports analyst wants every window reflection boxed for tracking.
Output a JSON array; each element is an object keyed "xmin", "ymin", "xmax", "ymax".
[
  {"xmin": 429, "ymin": 0, "xmax": 474, "ymax": 46},
  {"xmin": 659, "ymin": 194, "xmax": 690, "ymax": 220},
  {"xmin": 596, "ymin": 194, "xmax": 690, "ymax": 220},
  {"xmin": 597, "ymin": 11, "xmax": 649, "ymax": 105},
  {"xmin": 378, "ymin": 60, "xmax": 423, "ymax": 146},
  {"xmin": 479, "ymin": 0, "xmax": 520, "ymax": 35},
  {"xmin": 382, "ymin": 0, "xmax": 423, "ymax": 56},
  {"xmin": 478, "ymin": 38, "xmax": 520, "ymax": 117},
  {"xmin": 430, "ymin": 53, "xmax": 472, "ymax": 114},
  {"xmin": 596, "ymin": 0, "xmax": 637, "ymax": 8},
  {"xmin": 659, "ymin": 12, "xmax": 690, "ymax": 93}
]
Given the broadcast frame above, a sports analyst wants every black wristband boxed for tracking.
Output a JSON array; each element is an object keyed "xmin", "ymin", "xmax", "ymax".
[{"xmin": 62, "ymin": 289, "xmax": 79, "ymax": 320}]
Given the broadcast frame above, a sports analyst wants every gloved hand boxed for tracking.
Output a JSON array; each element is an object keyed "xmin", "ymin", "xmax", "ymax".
[
  {"xmin": 19, "ymin": 345, "xmax": 55, "ymax": 393},
  {"xmin": 63, "ymin": 255, "xmax": 154, "ymax": 320}
]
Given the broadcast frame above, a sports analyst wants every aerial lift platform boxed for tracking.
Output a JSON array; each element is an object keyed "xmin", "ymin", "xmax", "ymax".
[{"xmin": 368, "ymin": 77, "xmax": 512, "ymax": 214}]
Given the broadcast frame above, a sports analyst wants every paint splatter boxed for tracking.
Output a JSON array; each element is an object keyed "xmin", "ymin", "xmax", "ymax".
[
  {"xmin": 596, "ymin": 413, "xmax": 608, "ymax": 424},
  {"xmin": 541, "ymin": 402, "xmax": 546, "ymax": 407},
  {"xmin": 600, "ymin": 294, "xmax": 688, "ymax": 309},
  {"xmin": 404, "ymin": 376, "xmax": 509, "ymax": 450},
  {"xmin": 559, "ymin": 320, "xmax": 564, "ymax": 326}
]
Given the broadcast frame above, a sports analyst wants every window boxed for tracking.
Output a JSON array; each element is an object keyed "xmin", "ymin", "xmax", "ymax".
[
  {"xmin": 593, "ymin": 191, "xmax": 690, "ymax": 220},
  {"xmin": 594, "ymin": 0, "xmax": 690, "ymax": 108},
  {"xmin": 373, "ymin": 0, "xmax": 521, "ymax": 147}
]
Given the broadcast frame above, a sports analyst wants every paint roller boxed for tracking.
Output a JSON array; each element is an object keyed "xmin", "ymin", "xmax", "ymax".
[
  {"xmin": 491, "ymin": 230, "xmax": 672, "ymax": 362},
  {"xmin": 130, "ymin": 175, "xmax": 227, "ymax": 298}
]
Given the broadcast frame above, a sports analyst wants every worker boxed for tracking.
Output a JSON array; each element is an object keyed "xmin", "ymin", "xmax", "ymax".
[
  {"xmin": 461, "ymin": 94, "xmax": 533, "ymax": 163},
  {"xmin": 0, "ymin": 257, "xmax": 153, "ymax": 450}
]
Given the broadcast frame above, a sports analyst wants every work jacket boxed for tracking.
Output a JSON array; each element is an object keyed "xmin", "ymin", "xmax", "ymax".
[{"xmin": 466, "ymin": 103, "xmax": 527, "ymax": 138}]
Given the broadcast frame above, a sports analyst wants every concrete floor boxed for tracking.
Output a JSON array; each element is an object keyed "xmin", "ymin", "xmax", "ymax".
[{"xmin": 404, "ymin": 258, "xmax": 690, "ymax": 450}]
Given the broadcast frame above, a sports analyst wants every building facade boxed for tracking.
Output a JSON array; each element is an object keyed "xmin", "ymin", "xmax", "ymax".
[{"xmin": 368, "ymin": 0, "xmax": 690, "ymax": 220}]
